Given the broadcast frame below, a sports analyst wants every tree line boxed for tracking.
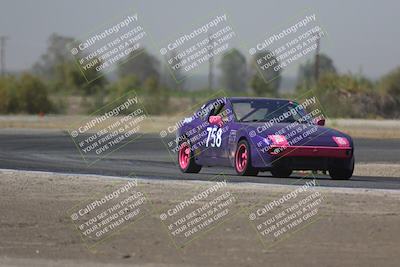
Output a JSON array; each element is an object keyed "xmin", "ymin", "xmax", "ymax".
[{"xmin": 0, "ymin": 33, "xmax": 399, "ymax": 118}]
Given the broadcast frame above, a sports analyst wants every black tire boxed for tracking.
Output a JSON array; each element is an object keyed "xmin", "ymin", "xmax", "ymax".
[
  {"xmin": 329, "ymin": 156, "xmax": 354, "ymax": 180},
  {"xmin": 178, "ymin": 140, "xmax": 202, "ymax": 173},
  {"xmin": 270, "ymin": 167, "xmax": 292, "ymax": 178},
  {"xmin": 234, "ymin": 140, "xmax": 259, "ymax": 176}
]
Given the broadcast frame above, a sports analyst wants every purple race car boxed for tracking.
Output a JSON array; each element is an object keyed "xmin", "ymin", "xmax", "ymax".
[{"xmin": 177, "ymin": 97, "xmax": 354, "ymax": 180}]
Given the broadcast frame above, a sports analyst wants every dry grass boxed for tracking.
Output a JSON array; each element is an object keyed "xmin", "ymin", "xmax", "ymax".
[{"xmin": 0, "ymin": 115, "xmax": 399, "ymax": 138}]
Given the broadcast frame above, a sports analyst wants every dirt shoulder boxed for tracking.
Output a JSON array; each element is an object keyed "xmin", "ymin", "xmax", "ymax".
[
  {"xmin": 0, "ymin": 169, "xmax": 399, "ymax": 267},
  {"xmin": 354, "ymin": 163, "xmax": 400, "ymax": 177}
]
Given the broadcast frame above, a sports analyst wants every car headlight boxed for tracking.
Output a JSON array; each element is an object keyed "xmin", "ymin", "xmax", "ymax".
[{"xmin": 268, "ymin": 135, "xmax": 288, "ymax": 146}]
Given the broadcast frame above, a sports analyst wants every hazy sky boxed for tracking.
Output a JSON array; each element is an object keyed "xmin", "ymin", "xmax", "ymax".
[{"xmin": 0, "ymin": 0, "xmax": 399, "ymax": 79}]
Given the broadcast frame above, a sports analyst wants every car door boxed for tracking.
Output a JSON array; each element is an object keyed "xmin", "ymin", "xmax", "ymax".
[
  {"xmin": 205, "ymin": 101, "xmax": 234, "ymax": 165},
  {"xmin": 192, "ymin": 100, "xmax": 219, "ymax": 165}
]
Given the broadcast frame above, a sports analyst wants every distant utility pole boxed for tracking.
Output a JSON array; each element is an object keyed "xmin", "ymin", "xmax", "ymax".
[
  {"xmin": 0, "ymin": 36, "xmax": 9, "ymax": 76},
  {"xmin": 314, "ymin": 32, "xmax": 320, "ymax": 83},
  {"xmin": 208, "ymin": 33, "xmax": 214, "ymax": 90}
]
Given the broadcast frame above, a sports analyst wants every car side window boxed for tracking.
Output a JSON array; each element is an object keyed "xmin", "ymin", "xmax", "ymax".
[
  {"xmin": 211, "ymin": 103, "xmax": 224, "ymax": 116},
  {"xmin": 211, "ymin": 103, "xmax": 234, "ymax": 125},
  {"xmin": 198, "ymin": 102, "xmax": 214, "ymax": 121},
  {"xmin": 201, "ymin": 98, "xmax": 229, "ymax": 122},
  {"xmin": 216, "ymin": 104, "xmax": 230, "ymax": 122}
]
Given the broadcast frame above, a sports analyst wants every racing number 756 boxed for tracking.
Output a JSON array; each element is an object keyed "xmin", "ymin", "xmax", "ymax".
[{"xmin": 206, "ymin": 127, "xmax": 222, "ymax": 147}]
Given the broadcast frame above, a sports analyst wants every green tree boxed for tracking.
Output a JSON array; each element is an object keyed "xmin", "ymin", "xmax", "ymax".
[
  {"xmin": 379, "ymin": 67, "xmax": 400, "ymax": 97},
  {"xmin": 378, "ymin": 66, "xmax": 400, "ymax": 117},
  {"xmin": 311, "ymin": 73, "xmax": 378, "ymax": 118},
  {"xmin": 33, "ymin": 33, "xmax": 106, "ymax": 95},
  {"xmin": 33, "ymin": 33, "xmax": 74, "ymax": 80},
  {"xmin": 296, "ymin": 53, "xmax": 336, "ymax": 91},
  {"xmin": 117, "ymin": 49, "xmax": 160, "ymax": 85},
  {"xmin": 219, "ymin": 49, "xmax": 247, "ymax": 92},
  {"xmin": 0, "ymin": 77, "xmax": 18, "ymax": 113},
  {"xmin": 107, "ymin": 75, "xmax": 141, "ymax": 100},
  {"xmin": 161, "ymin": 50, "xmax": 184, "ymax": 90},
  {"xmin": 16, "ymin": 73, "xmax": 52, "ymax": 114},
  {"xmin": 106, "ymin": 74, "xmax": 169, "ymax": 115},
  {"xmin": 250, "ymin": 51, "xmax": 281, "ymax": 96},
  {"xmin": 143, "ymin": 76, "xmax": 163, "ymax": 114}
]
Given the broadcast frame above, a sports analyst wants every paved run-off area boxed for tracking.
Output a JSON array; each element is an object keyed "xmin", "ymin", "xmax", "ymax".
[{"xmin": 0, "ymin": 170, "xmax": 399, "ymax": 267}]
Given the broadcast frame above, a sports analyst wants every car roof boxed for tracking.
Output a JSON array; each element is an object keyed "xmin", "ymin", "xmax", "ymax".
[
  {"xmin": 202, "ymin": 97, "xmax": 295, "ymax": 109},
  {"xmin": 227, "ymin": 96, "xmax": 292, "ymax": 101}
]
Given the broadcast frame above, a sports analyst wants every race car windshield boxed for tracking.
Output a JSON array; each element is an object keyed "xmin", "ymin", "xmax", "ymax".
[{"xmin": 231, "ymin": 99, "xmax": 309, "ymax": 123}]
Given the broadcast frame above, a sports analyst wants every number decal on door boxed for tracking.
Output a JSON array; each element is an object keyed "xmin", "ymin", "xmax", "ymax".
[{"xmin": 206, "ymin": 127, "xmax": 222, "ymax": 147}]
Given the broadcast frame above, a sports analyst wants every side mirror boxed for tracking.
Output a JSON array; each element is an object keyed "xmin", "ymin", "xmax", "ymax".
[
  {"xmin": 209, "ymin": 115, "xmax": 223, "ymax": 127},
  {"xmin": 315, "ymin": 118, "xmax": 325, "ymax": 126}
]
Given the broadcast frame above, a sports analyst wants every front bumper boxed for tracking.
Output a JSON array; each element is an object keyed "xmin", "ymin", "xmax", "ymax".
[
  {"xmin": 268, "ymin": 145, "xmax": 352, "ymax": 159},
  {"xmin": 262, "ymin": 145, "xmax": 353, "ymax": 171}
]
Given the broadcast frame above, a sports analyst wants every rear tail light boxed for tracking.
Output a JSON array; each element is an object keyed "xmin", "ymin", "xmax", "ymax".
[{"xmin": 332, "ymin": 136, "xmax": 350, "ymax": 147}]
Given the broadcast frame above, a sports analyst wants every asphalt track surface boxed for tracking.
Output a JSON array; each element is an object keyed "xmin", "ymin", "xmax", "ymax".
[{"xmin": 0, "ymin": 131, "xmax": 399, "ymax": 189}]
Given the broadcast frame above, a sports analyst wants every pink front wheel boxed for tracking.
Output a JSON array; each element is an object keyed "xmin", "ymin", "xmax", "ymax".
[
  {"xmin": 234, "ymin": 140, "xmax": 258, "ymax": 176},
  {"xmin": 235, "ymin": 144, "xmax": 248, "ymax": 172}
]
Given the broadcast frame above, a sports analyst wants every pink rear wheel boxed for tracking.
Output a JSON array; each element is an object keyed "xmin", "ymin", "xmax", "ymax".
[
  {"xmin": 179, "ymin": 143, "xmax": 190, "ymax": 169},
  {"xmin": 178, "ymin": 141, "xmax": 202, "ymax": 173}
]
